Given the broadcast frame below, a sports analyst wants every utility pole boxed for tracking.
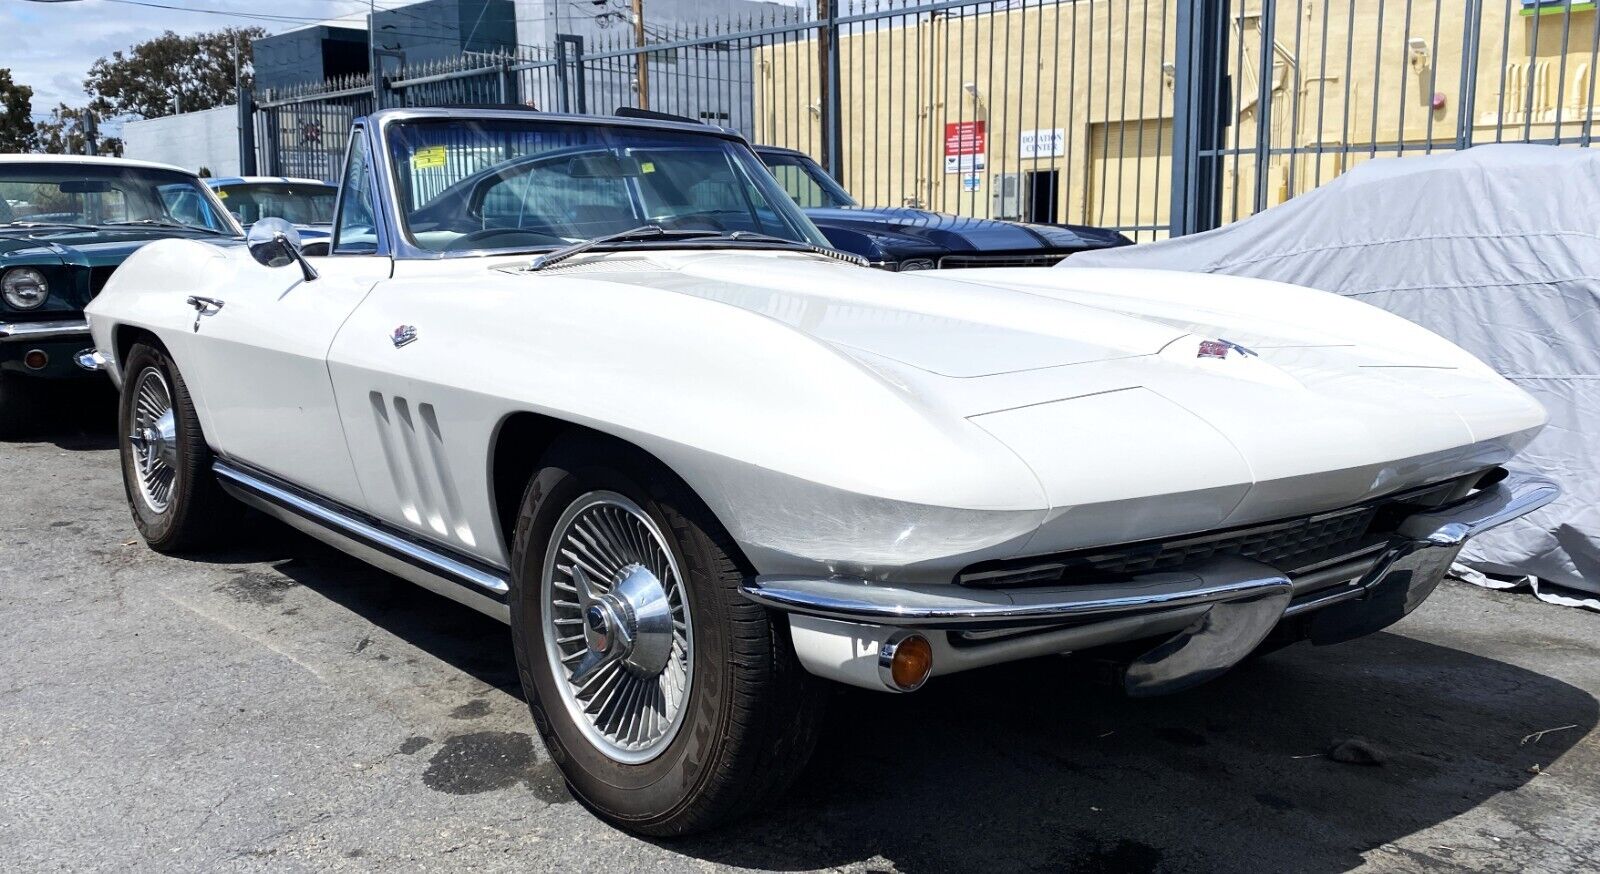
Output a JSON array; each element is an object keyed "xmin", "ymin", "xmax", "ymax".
[{"xmin": 631, "ymin": 0, "xmax": 649, "ymax": 110}]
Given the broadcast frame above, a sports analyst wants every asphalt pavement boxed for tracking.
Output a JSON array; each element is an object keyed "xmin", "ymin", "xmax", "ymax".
[{"xmin": 2, "ymin": 404, "xmax": 1597, "ymax": 873}]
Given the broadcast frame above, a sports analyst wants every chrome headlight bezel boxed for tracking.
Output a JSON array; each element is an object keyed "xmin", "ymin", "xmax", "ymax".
[{"xmin": 1, "ymin": 267, "xmax": 49, "ymax": 310}]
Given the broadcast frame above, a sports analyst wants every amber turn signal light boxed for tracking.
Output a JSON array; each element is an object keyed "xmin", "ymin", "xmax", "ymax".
[{"xmin": 879, "ymin": 632, "xmax": 933, "ymax": 692}]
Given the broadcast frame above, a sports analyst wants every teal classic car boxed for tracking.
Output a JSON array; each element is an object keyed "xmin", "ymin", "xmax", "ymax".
[{"xmin": 0, "ymin": 155, "xmax": 239, "ymax": 433}]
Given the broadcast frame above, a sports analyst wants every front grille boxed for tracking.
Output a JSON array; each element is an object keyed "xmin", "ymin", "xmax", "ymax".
[
  {"xmin": 938, "ymin": 252, "xmax": 1070, "ymax": 269},
  {"xmin": 1074, "ymin": 506, "xmax": 1381, "ymax": 576},
  {"xmin": 959, "ymin": 476, "xmax": 1478, "ymax": 588}
]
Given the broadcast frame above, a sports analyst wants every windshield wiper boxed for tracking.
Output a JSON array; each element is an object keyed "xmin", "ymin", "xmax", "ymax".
[
  {"xmin": 102, "ymin": 219, "xmax": 231, "ymax": 236},
  {"xmin": 702, "ymin": 231, "xmax": 869, "ymax": 266},
  {"xmin": 525, "ymin": 226, "xmax": 868, "ymax": 271},
  {"xmin": 525, "ymin": 225, "xmax": 724, "ymax": 271},
  {"xmin": 2, "ymin": 220, "xmax": 100, "ymax": 231}
]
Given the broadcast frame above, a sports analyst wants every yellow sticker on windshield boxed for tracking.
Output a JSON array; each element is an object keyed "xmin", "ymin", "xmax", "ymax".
[
  {"xmin": 412, "ymin": 146, "xmax": 448, "ymax": 170},
  {"xmin": 640, "ymin": 161, "xmax": 655, "ymax": 174},
  {"xmin": 215, "ymin": 189, "xmax": 228, "ymax": 199}
]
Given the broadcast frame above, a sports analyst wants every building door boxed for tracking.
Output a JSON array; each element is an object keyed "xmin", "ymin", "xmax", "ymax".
[{"xmin": 1023, "ymin": 170, "xmax": 1059, "ymax": 223}]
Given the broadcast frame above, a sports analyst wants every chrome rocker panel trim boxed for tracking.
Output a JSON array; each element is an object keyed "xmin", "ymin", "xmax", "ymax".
[
  {"xmin": 0, "ymin": 318, "xmax": 90, "ymax": 342},
  {"xmin": 213, "ymin": 460, "xmax": 512, "ymax": 622},
  {"xmin": 745, "ymin": 471, "xmax": 1558, "ymax": 696}
]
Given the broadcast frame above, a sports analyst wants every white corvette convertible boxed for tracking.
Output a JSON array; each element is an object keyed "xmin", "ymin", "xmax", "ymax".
[{"xmin": 85, "ymin": 108, "xmax": 1556, "ymax": 834}]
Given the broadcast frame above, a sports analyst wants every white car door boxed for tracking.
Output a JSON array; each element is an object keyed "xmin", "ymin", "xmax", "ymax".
[
  {"xmin": 180, "ymin": 254, "xmax": 390, "ymax": 507},
  {"xmin": 180, "ymin": 134, "xmax": 390, "ymax": 508}
]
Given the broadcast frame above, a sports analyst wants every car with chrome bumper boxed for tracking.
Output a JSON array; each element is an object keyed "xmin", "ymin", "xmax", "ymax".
[
  {"xmin": 85, "ymin": 108, "xmax": 1555, "ymax": 836},
  {"xmin": 0, "ymin": 155, "xmax": 239, "ymax": 433}
]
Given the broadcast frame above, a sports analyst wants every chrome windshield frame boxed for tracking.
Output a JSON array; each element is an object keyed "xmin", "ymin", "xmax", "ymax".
[{"xmin": 367, "ymin": 107, "xmax": 825, "ymax": 261}]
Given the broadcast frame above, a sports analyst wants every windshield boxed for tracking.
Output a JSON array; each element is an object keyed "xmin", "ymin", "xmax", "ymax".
[
  {"xmin": 758, "ymin": 150, "xmax": 857, "ymax": 209},
  {"xmin": 0, "ymin": 163, "xmax": 234, "ymax": 234},
  {"xmin": 384, "ymin": 118, "xmax": 830, "ymax": 253},
  {"xmin": 213, "ymin": 181, "xmax": 337, "ymax": 226}
]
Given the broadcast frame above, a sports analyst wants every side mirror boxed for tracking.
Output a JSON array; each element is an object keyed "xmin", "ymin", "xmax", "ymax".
[{"xmin": 247, "ymin": 217, "xmax": 318, "ymax": 282}]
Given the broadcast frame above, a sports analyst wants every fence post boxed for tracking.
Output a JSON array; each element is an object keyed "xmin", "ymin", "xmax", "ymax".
[
  {"xmin": 263, "ymin": 106, "xmax": 281, "ymax": 176},
  {"xmin": 237, "ymin": 85, "xmax": 258, "ymax": 176},
  {"xmin": 554, "ymin": 38, "xmax": 571, "ymax": 113},
  {"xmin": 1169, "ymin": 0, "xmax": 1230, "ymax": 236},
  {"xmin": 820, "ymin": 0, "xmax": 843, "ymax": 178},
  {"xmin": 1250, "ymin": 0, "xmax": 1277, "ymax": 215},
  {"xmin": 1456, "ymin": 0, "xmax": 1482, "ymax": 150},
  {"xmin": 570, "ymin": 36, "xmax": 588, "ymax": 114}
]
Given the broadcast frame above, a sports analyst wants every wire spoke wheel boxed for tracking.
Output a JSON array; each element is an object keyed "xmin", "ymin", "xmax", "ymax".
[
  {"xmin": 541, "ymin": 491, "xmax": 693, "ymax": 764},
  {"xmin": 127, "ymin": 367, "xmax": 179, "ymax": 514}
]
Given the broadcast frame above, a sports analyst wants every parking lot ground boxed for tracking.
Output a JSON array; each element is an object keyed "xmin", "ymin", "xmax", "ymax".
[{"xmin": 2, "ymin": 415, "xmax": 1598, "ymax": 874}]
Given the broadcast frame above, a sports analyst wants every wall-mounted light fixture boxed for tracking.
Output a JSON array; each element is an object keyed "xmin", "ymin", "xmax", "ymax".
[{"xmin": 1408, "ymin": 37, "xmax": 1431, "ymax": 74}]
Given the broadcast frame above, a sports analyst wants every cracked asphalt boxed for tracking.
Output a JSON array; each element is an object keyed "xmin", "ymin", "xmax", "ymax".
[{"xmin": 3, "ymin": 403, "xmax": 1598, "ymax": 873}]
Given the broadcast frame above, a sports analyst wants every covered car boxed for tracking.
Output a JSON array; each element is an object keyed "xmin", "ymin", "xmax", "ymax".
[
  {"xmin": 755, "ymin": 144, "xmax": 1130, "ymax": 269},
  {"xmin": 1062, "ymin": 144, "xmax": 1598, "ymax": 603}
]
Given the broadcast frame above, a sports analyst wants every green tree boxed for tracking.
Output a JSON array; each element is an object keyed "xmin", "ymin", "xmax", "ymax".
[
  {"xmin": 85, "ymin": 27, "xmax": 266, "ymax": 119},
  {"xmin": 32, "ymin": 104, "xmax": 121, "ymax": 157},
  {"xmin": 0, "ymin": 68, "xmax": 35, "ymax": 152}
]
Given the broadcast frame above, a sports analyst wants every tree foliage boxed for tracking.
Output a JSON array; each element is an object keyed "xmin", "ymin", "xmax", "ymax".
[
  {"xmin": 0, "ymin": 68, "xmax": 35, "ymax": 152},
  {"xmin": 85, "ymin": 27, "xmax": 266, "ymax": 119},
  {"xmin": 33, "ymin": 104, "xmax": 121, "ymax": 157}
]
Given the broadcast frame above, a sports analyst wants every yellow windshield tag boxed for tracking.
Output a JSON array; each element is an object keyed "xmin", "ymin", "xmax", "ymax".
[
  {"xmin": 215, "ymin": 189, "xmax": 228, "ymax": 199},
  {"xmin": 640, "ymin": 161, "xmax": 655, "ymax": 174},
  {"xmin": 412, "ymin": 146, "xmax": 448, "ymax": 170}
]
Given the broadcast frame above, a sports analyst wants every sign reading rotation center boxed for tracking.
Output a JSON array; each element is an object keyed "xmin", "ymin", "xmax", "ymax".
[{"xmin": 944, "ymin": 121, "xmax": 986, "ymax": 173}]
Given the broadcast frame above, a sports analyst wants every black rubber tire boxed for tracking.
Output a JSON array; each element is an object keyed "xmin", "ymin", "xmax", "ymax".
[
  {"xmin": 510, "ymin": 434, "xmax": 826, "ymax": 837},
  {"xmin": 118, "ymin": 342, "xmax": 234, "ymax": 553},
  {"xmin": 0, "ymin": 372, "xmax": 37, "ymax": 439}
]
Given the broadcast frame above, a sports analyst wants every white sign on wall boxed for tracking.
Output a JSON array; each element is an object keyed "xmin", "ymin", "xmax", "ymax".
[{"xmin": 1019, "ymin": 128, "xmax": 1066, "ymax": 159}]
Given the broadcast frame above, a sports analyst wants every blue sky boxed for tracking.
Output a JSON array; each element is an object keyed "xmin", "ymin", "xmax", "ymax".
[{"xmin": 2, "ymin": 0, "xmax": 378, "ymax": 117}]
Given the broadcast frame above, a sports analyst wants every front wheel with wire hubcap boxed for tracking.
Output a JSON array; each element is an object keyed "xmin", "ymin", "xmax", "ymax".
[
  {"xmin": 510, "ymin": 435, "xmax": 826, "ymax": 836},
  {"xmin": 118, "ymin": 342, "xmax": 233, "ymax": 553}
]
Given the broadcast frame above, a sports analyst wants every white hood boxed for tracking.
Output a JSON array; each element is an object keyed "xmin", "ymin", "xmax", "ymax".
[{"xmin": 524, "ymin": 252, "xmax": 1545, "ymax": 548}]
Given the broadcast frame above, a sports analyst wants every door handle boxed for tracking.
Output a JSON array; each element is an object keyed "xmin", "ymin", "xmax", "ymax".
[{"xmin": 186, "ymin": 296, "xmax": 224, "ymax": 332}]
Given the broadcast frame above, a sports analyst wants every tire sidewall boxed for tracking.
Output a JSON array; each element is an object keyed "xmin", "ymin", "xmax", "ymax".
[
  {"xmin": 510, "ymin": 453, "xmax": 738, "ymax": 825},
  {"xmin": 118, "ymin": 344, "xmax": 197, "ymax": 547}
]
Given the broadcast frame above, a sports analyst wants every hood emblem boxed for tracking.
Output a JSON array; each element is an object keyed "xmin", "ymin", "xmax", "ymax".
[
  {"xmin": 392, "ymin": 325, "xmax": 418, "ymax": 348},
  {"xmin": 1197, "ymin": 338, "xmax": 1256, "ymax": 360}
]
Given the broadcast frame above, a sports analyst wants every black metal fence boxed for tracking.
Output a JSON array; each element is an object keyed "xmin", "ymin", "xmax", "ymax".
[{"xmin": 250, "ymin": 0, "xmax": 1600, "ymax": 239}]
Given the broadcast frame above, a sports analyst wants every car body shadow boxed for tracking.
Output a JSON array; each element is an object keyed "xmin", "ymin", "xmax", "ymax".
[
  {"xmin": 185, "ymin": 516, "xmax": 1596, "ymax": 873},
  {"xmin": 3, "ymin": 379, "xmax": 118, "ymax": 450},
  {"xmin": 672, "ymin": 634, "xmax": 1597, "ymax": 873}
]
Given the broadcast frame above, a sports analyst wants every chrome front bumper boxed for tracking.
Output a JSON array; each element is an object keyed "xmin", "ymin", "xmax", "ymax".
[
  {"xmin": 744, "ymin": 470, "xmax": 1558, "ymax": 694},
  {"xmin": 0, "ymin": 318, "xmax": 90, "ymax": 342}
]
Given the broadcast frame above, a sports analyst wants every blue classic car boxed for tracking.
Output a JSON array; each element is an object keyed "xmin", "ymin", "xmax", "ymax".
[
  {"xmin": 754, "ymin": 144, "xmax": 1131, "ymax": 269},
  {"xmin": 205, "ymin": 175, "xmax": 337, "ymax": 245},
  {"xmin": 0, "ymin": 155, "xmax": 239, "ymax": 434}
]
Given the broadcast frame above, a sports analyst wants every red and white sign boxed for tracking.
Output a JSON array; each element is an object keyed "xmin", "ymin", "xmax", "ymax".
[{"xmin": 944, "ymin": 120, "xmax": 986, "ymax": 173}]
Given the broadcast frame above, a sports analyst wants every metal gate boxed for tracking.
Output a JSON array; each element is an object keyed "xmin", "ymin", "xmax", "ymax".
[{"xmin": 248, "ymin": 0, "xmax": 1600, "ymax": 237}]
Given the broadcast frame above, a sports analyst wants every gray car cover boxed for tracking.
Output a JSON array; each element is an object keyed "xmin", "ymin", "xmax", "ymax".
[{"xmin": 1062, "ymin": 144, "xmax": 1599, "ymax": 604}]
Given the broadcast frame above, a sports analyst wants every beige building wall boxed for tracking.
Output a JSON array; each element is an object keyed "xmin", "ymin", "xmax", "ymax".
[{"xmin": 754, "ymin": 0, "xmax": 1599, "ymax": 238}]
